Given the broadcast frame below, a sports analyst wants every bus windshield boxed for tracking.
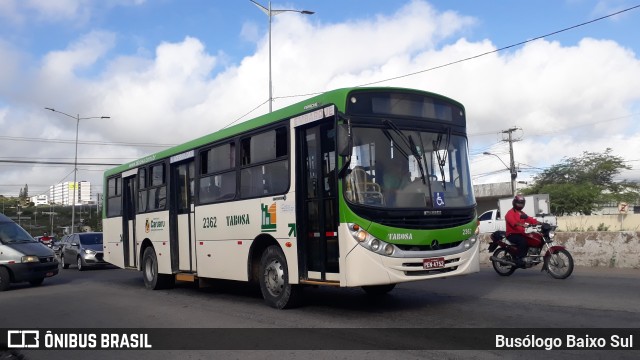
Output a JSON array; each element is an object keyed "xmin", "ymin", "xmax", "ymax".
[{"xmin": 343, "ymin": 124, "xmax": 474, "ymax": 209}]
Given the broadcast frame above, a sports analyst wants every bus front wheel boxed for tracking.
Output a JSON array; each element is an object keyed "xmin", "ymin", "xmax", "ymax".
[
  {"xmin": 142, "ymin": 247, "xmax": 175, "ymax": 290},
  {"xmin": 259, "ymin": 245, "xmax": 301, "ymax": 309}
]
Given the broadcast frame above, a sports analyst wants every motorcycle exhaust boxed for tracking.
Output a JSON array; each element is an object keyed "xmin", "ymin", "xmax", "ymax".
[{"xmin": 490, "ymin": 256, "xmax": 516, "ymax": 266}]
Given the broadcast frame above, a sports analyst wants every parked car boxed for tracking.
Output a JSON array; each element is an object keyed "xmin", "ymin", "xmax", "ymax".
[
  {"xmin": 0, "ymin": 213, "xmax": 59, "ymax": 291},
  {"xmin": 59, "ymin": 232, "xmax": 106, "ymax": 271}
]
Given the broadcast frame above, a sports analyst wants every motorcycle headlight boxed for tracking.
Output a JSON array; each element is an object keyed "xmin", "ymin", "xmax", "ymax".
[{"xmin": 548, "ymin": 231, "xmax": 555, "ymax": 239}]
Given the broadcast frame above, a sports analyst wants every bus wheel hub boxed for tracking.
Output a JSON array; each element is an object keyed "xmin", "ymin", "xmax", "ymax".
[{"xmin": 264, "ymin": 259, "xmax": 284, "ymax": 296}]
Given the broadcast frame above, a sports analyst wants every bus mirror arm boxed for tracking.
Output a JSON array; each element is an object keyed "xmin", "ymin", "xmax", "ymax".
[
  {"xmin": 336, "ymin": 113, "xmax": 353, "ymax": 179},
  {"xmin": 336, "ymin": 114, "xmax": 352, "ymax": 157},
  {"xmin": 337, "ymin": 155, "xmax": 351, "ymax": 179}
]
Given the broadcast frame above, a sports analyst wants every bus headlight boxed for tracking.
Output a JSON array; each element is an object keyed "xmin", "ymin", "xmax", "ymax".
[
  {"xmin": 370, "ymin": 239, "xmax": 380, "ymax": 251},
  {"xmin": 348, "ymin": 223, "xmax": 395, "ymax": 256},
  {"xmin": 355, "ymin": 230, "xmax": 368, "ymax": 243},
  {"xmin": 464, "ymin": 236, "xmax": 478, "ymax": 249},
  {"xmin": 384, "ymin": 244, "xmax": 394, "ymax": 255}
]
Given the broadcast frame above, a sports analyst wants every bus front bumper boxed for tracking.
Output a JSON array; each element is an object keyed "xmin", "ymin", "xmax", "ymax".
[{"xmin": 344, "ymin": 239, "xmax": 480, "ymax": 287}]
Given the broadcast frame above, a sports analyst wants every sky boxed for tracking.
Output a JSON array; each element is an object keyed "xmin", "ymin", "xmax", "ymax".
[{"xmin": 1, "ymin": 0, "xmax": 640, "ymax": 200}]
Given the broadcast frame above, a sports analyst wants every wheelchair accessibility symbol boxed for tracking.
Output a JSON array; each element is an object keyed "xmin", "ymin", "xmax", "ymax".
[{"xmin": 434, "ymin": 192, "xmax": 445, "ymax": 207}]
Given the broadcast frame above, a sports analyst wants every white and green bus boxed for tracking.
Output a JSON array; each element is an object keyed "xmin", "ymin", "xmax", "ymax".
[{"xmin": 103, "ymin": 87, "xmax": 480, "ymax": 309}]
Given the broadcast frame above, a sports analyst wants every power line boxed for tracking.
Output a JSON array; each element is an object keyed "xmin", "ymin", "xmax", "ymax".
[
  {"xmin": 0, "ymin": 160, "xmax": 120, "ymax": 166},
  {"xmin": 274, "ymin": 4, "xmax": 640, "ymax": 100},
  {"xmin": 0, "ymin": 135, "xmax": 177, "ymax": 148},
  {"xmin": 357, "ymin": 5, "xmax": 640, "ymax": 87}
]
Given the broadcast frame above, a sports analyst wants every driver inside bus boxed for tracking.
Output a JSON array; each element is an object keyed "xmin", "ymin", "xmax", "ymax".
[{"xmin": 382, "ymin": 159, "xmax": 411, "ymax": 206}]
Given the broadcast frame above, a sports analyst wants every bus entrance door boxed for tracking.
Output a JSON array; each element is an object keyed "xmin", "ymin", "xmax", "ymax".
[
  {"xmin": 297, "ymin": 121, "xmax": 339, "ymax": 282},
  {"xmin": 122, "ymin": 174, "xmax": 137, "ymax": 268},
  {"xmin": 170, "ymin": 160, "xmax": 196, "ymax": 272}
]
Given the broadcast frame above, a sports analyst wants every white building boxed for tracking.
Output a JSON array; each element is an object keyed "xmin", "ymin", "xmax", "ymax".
[
  {"xmin": 30, "ymin": 194, "xmax": 49, "ymax": 206},
  {"xmin": 49, "ymin": 181, "xmax": 92, "ymax": 205}
]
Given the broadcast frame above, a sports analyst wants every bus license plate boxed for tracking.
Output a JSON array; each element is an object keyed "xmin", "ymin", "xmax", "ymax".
[{"xmin": 423, "ymin": 257, "xmax": 445, "ymax": 269}]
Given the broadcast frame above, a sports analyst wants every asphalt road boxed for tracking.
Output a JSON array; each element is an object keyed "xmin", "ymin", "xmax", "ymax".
[{"xmin": 1, "ymin": 263, "xmax": 638, "ymax": 360}]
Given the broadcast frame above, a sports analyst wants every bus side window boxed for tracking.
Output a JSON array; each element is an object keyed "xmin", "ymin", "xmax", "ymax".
[
  {"xmin": 138, "ymin": 168, "xmax": 147, "ymax": 213},
  {"xmin": 239, "ymin": 127, "xmax": 288, "ymax": 199},
  {"xmin": 147, "ymin": 163, "xmax": 166, "ymax": 211},
  {"xmin": 107, "ymin": 176, "xmax": 122, "ymax": 217},
  {"xmin": 199, "ymin": 143, "xmax": 236, "ymax": 204}
]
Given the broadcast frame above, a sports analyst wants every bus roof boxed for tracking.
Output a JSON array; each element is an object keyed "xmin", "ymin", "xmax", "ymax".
[{"xmin": 104, "ymin": 87, "xmax": 460, "ymax": 177}]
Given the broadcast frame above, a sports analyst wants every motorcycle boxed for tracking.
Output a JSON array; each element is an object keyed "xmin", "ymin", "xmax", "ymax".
[{"xmin": 488, "ymin": 222, "xmax": 574, "ymax": 279}]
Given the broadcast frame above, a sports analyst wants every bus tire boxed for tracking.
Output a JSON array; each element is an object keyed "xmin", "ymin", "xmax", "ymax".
[
  {"xmin": 259, "ymin": 245, "xmax": 301, "ymax": 309},
  {"xmin": 142, "ymin": 247, "xmax": 175, "ymax": 290}
]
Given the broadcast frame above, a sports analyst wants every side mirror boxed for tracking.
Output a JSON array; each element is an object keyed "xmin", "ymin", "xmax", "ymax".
[{"xmin": 337, "ymin": 123, "xmax": 352, "ymax": 157}]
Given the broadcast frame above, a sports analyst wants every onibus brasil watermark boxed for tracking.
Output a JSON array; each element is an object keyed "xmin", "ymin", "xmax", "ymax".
[{"xmin": 7, "ymin": 330, "xmax": 152, "ymax": 349}]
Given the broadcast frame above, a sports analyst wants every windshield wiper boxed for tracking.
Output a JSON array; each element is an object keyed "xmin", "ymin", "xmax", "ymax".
[
  {"xmin": 382, "ymin": 120, "xmax": 426, "ymax": 181},
  {"xmin": 407, "ymin": 135, "xmax": 427, "ymax": 185},
  {"xmin": 432, "ymin": 127, "xmax": 452, "ymax": 190}
]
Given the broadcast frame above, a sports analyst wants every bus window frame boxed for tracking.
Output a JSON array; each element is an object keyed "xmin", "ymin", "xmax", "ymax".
[
  {"xmin": 238, "ymin": 123, "xmax": 290, "ymax": 200},
  {"xmin": 106, "ymin": 175, "xmax": 122, "ymax": 218},
  {"xmin": 198, "ymin": 141, "xmax": 238, "ymax": 205},
  {"xmin": 138, "ymin": 161, "xmax": 168, "ymax": 213}
]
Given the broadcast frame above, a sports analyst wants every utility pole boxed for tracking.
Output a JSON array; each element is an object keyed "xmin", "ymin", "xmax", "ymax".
[{"xmin": 501, "ymin": 127, "xmax": 521, "ymax": 195}]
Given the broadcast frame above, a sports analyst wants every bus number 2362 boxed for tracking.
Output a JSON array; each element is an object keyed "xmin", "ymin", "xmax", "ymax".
[{"xmin": 203, "ymin": 217, "xmax": 217, "ymax": 229}]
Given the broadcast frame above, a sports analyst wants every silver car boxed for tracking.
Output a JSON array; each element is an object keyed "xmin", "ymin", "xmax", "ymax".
[
  {"xmin": 59, "ymin": 232, "xmax": 106, "ymax": 271},
  {"xmin": 0, "ymin": 213, "xmax": 58, "ymax": 290}
]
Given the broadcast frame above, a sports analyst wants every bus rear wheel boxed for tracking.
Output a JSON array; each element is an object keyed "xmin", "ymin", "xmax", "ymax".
[
  {"xmin": 259, "ymin": 245, "xmax": 301, "ymax": 309},
  {"xmin": 142, "ymin": 247, "xmax": 175, "ymax": 290}
]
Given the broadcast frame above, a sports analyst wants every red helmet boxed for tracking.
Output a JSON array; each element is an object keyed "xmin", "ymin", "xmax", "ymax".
[{"xmin": 512, "ymin": 195, "xmax": 525, "ymax": 210}]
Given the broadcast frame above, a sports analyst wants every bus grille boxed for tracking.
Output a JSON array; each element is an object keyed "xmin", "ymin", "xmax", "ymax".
[
  {"xmin": 395, "ymin": 240, "xmax": 463, "ymax": 252},
  {"xmin": 358, "ymin": 208, "xmax": 476, "ymax": 230},
  {"xmin": 377, "ymin": 211, "xmax": 475, "ymax": 229}
]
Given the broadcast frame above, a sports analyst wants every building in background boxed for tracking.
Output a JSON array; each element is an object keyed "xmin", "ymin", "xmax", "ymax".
[
  {"xmin": 29, "ymin": 194, "xmax": 49, "ymax": 206},
  {"xmin": 49, "ymin": 181, "xmax": 92, "ymax": 205}
]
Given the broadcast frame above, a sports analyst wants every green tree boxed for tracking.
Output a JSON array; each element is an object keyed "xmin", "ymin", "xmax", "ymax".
[
  {"xmin": 522, "ymin": 148, "xmax": 640, "ymax": 215},
  {"xmin": 18, "ymin": 184, "xmax": 30, "ymax": 206}
]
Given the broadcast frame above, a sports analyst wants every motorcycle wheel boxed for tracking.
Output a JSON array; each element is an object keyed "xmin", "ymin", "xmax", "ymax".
[
  {"xmin": 491, "ymin": 248, "xmax": 516, "ymax": 276},
  {"xmin": 545, "ymin": 248, "xmax": 574, "ymax": 279}
]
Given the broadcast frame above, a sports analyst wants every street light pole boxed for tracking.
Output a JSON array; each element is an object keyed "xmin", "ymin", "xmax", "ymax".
[
  {"xmin": 250, "ymin": 0, "xmax": 314, "ymax": 113},
  {"xmin": 483, "ymin": 151, "xmax": 517, "ymax": 195},
  {"xmin": 45, "ymin": 107, "xmax": 109, "ymax": 234}
]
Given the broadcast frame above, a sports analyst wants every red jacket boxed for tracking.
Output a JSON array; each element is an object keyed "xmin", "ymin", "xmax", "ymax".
[{"xmin": 505, "ymin": 208, "xmax": 538, "ymax": 236}]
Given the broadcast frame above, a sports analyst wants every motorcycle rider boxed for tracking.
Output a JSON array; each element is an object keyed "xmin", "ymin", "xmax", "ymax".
[{"xmin": 505, "ymin": 195, "xmax": 539, "ymax": 268}]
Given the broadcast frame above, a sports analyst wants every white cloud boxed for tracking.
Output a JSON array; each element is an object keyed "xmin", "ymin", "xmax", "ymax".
[{"xmin": 0, "ymin": 0, "xmax": 639, "ymax": 197}]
